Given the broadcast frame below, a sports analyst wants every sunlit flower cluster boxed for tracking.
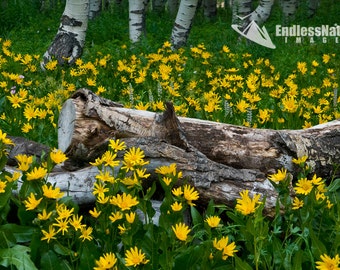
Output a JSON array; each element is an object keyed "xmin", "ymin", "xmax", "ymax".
[
  {"xmin": 0, "ymin": 132, "xmax": 339, "ymax": 268},
  {"xmin": 1, "ymin": 38, "xmax": 339, "ymax": 148}
]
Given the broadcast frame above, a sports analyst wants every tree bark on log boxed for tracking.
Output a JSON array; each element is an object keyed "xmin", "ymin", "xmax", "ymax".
[{"xmin": 53, "ymin": 88, "xmax": 340, "ymax": 214}]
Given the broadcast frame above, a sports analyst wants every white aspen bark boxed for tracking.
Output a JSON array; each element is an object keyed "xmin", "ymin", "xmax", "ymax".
[
  {"xmin": 88, "ymin": 0, "xmax": 102, "ymax": 19},
  {"xmin": 203, "ymin": 0, "xmax": 217, "ymax": 19},
  {"xmin": 129, "ymin": 0, "xmax": 148, "ymax": 43},
  {"xmin": 170, "ymin": 0, "xmax": 199, "ymax": 49},
  {"xmin": 168, "ymin": 0, "xmax": 179, "ymax": 16},
  {"xmin": 249, "ymin": 0, "xmax": 274, "ymax": 24},
  {"xmin": 280, "ymin": 0, "xmax": 297, "ymax": 23},
  {"xmin": 232, "ymin": 0, "xmax": 252, "ymax": 26},
  {"xmin": 42, "ymin": 0, "xmax": 89, "ymax": 66}
]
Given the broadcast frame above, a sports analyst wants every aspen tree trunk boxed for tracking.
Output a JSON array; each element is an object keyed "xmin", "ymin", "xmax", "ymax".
[
  {"xmin": 42, "ymin": 0, "xmax": 89, "ymax": 66},
  {"xmin": 280, "ymin": 0, "xmax": 297, "ymax": 23},
  {"xmin": 88, "ymin": 0, "xmax": 102, "ymax": 19},
  {"xmin": 129, "ymin": 0, "xmax": 148, "ymax": 43},
  {"xmin": 249, "ymin": 0, "xmax": 274, "ymax": 24},
  {"xmin": 232, "ymin": 0, "xmax": 251, "ymax": 27},
  {"xmin": 170, "ymin": 0, "xmax": 199, "ymax": 49},
  {"xmin": 203, "ymin": 0, "xmax": 217, "ymax": 19}
]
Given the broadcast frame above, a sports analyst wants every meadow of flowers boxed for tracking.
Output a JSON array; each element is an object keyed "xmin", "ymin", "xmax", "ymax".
[
  {"xmin": 0, "ymin": 37, "xmax": 339, "ymax": 146},
  {"xmin": 0, "ymin": 12, "xmax": 340, "ymax": 269}
]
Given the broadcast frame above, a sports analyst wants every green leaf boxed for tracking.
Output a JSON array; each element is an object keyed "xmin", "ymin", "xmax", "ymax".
[
  {"xmin": 205, "ymin": 199, "xmax": 215, "ymax": 217},
  {"xmin": 0, "ymin": 245, "xmax": 38, "ymax": 270},
  {"xmin": 0, "ymin": 181, "xmax": 12, "ymax": 209},
  {"xmin": 173, "ymin": 244, "xmax": 208, "ymax": 270},
  {"xmin": 0, "ymin": 224, "xmax": 37, "ymax": 243},
  {"xmin": 0, "ymin": 230, "xmax": 16, "ymax": 248},
  {"xmin": 40, "ymin": 250, "xmax": 58, "ymax": 270},
  {"xmin": 292, "ymin": 249, "xmax": 304, "ymax": 270},
  {"xmin": 53, "ymin": 242, "xmax": 73, "ymax": 256},
  {"xmin": 140, "ymin": 224, "xmax": 161, "ymax": 269},
  {"xmin": 190, "ymin": 206, "xmax": 203, "ymax": 227},
  {"xmin": 17, "ymin": 205, "xmax": 36, "ymax": 226},
  {"xmin": 144, "ymin": 181, "xmax": 157, "ymax": 201},
  {"xmin": 328, "ymin": 178, "xmax": 340, "ymax": 192},
  {"xmin": 40, "ymin": 250, "xmax": 72, "ymax": 270},
  {"xmin": 310, "ymin": 230, "xmax": 326, "ymax": 257},
  {"xmin": 79, "ymin": 241, "xmax": 98, "ymax": 270},
  {"xmin": 234, "ymin": 255, "xmax": 253, "ymax": 270}
]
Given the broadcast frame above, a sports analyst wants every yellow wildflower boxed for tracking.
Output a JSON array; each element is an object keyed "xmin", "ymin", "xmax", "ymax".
[
  {"xmin": 292, "ymin": 156, "xmax": 308, "ymax": 165},
  {"xmin": 42, "ymin": 184, "xmax": 64, "ymax": 199},
  {"xmin": 292, "ymin": 197, "xmax": 304, "ymax": 210},
  {"xmin": 97, "ymin": 193, "xmax": 109, "ymax": 204},
  {"xmin": 315, "ymin": 254, "xmax": 340, "ymax": 270},
  {"xmin": 162, "ymin": 177, "xmax": 172, "ymax": 186},
  {"xmin": 0, "ymin": 181, "xmax": 6, "ymax": 193},
  {"xmin": 38, "ymin": 209, "xmax": 53, "ymax": 221},
  {"xmin": 108, "ymin": 139, "xmax": 126, "ymax": 152},
  {"xmin": 183, "ymin": 185, "xmax": 199, "ymax": 206},
  {"xmin": 89, "ymin": 207, "xmax": 101, "ymax": 218},
  {"xmin": 110, "ymin": 193, "xmax": 139, "ymax": 211},
  {"xmin": 0, "ymin": 130, "xmax": 14, "ymax": 145},
  {"xmin": 5, "ymin": 171, "xmax": 21, "ymax": 182},
  {"xmin": 92, "ymin": 181, "xmax": 109, "ymax": 197},
  {"xmin": 294, "ymin": 178, "xmax": 313, "ymax": 195},
  {"xmin": 24, "ymin": 193, "xmax": 42, "ymax": 211},
  {"xmin": 124, "ymin": 147, "xmax": 148, "ymax": 167},
  {"xmin": 171, "ymin": 201, "xmax": 183, "ymax": 212},
  {"xmin": 268, "ymin": 168, "xmax": 287, "ymax": 183},
  {"xmin": 70, "ymin": 215, "xmax": 84, "ymax": 231},
  {"xmin": 50, "ymin": 148, "xmax": 68, "ymax": 164},
  {"xmin": 15, "ymin": 154, "xmax": 33, "ymax": 172},
  {"xmin": 94, "ymin": 252, "xmax": 117, "ymax": 270},
  {"xmin": 125, "ymin": 246, "xmax": 150, "ymax": 267},
  {"xmin": 172, "ymin": 222, "xmax": 191, "ymax": 241},
  {"xmin": 53, "ymin": 218, "xmax": 69, "ymax": 235},
  {"xmin": 22, "ymin": 123, "xmax": 33, "ymax": 133},
  {"xmin": 172, "ymin": 187, "xmax": 183, "ymax": 197},
  {"xmin": 95, "ymin": 170, "xmax": 115, "ymax": 183},
  {"xmin": 45, "ymin": 60, "xmax": 58, "ymax": 71},
  {"xmin": 79, "ymin": 226, "xmax": 93, "ymax": 242},
  {"xmin": 205, "ymin": 216, "xmax": 221, "ymax": 228},
  {"xmin": 56, "ymin": 204, "xmax": 74, "ymax": 219},
  {"xmin": 26, "ymin": 167, "xmax": 48, "ymax": 180},
  {"xmin": 109, "ymin": 211, "xmax": 123, "ymax": 223},
  {"xmin": 125, "ymin": 212, "xmax": 136, "ymax": 223},
  {"xmin": 235, "ymin": 190, "xmax": 261, "ymax": 215},
  {"xmin": 41, "ymin": 225, "xmax": 57, "ymax": 243},
  {"xmin": 213, "ymin": 236, "xmax": 238, "ymax": 260}
]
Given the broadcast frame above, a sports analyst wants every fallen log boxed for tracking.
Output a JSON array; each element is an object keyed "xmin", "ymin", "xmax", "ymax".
[
  {"xmin": 53, "ymin": 88, "xmax": 340, "ymax": 214},
  {"xmin": 59, "ymin": 88, "xmax": 340, "ymax": 177}
]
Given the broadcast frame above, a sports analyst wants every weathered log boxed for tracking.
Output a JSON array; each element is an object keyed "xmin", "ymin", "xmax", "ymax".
[
  {"xmin": 6, "ymin": 136, "xmax": 277, "ymax": 215},
  {"xmin": 59, "ymin": 88, "xmax": 340, "ymax": 178},
  {"xmin": 7, "ymin": 136, "xmax": 50, "ymax": 166},
  {"xmin": 53, "ymin": 88, "xmax": 340, "ymax": 214}
]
